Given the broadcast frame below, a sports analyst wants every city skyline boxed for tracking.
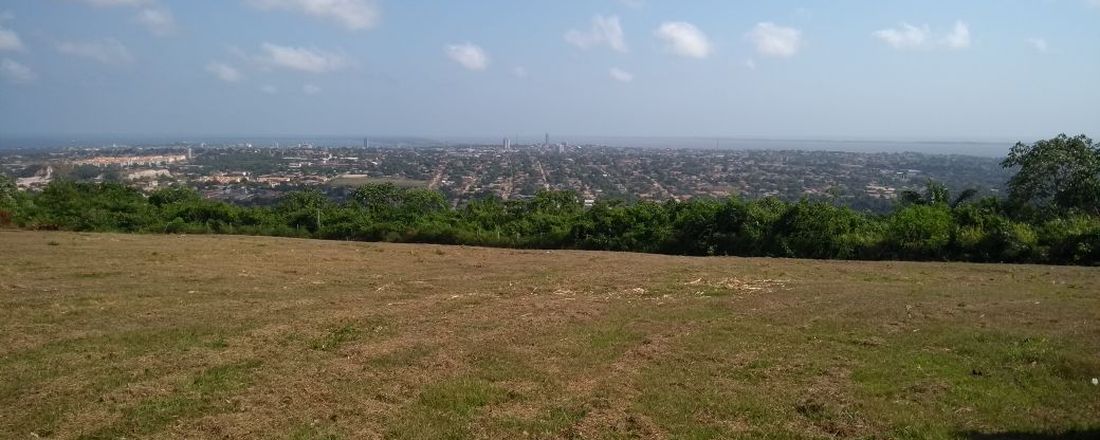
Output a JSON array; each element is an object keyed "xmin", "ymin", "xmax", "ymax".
[{"xmin": 0, "ymin": 0, "xmax": 1098, "ymax": 145}]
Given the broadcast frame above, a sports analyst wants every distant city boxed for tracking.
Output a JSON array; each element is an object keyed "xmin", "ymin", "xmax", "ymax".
[
  {"xmin": 0, "ymin": 135, "xmax": 1015, "ymax": 157},
  {"xmin": 1, "ymin": 138, "xmax": 1011, "ymax": 213}
]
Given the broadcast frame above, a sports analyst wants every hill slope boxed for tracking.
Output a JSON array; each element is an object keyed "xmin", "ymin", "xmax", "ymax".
[{"xmin": 1, "ymin": 231, "xmax": 1098, "ymax": 439}]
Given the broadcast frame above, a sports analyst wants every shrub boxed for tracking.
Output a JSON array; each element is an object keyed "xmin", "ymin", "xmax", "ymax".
[{"xmin": 887, "ymin": 205, "xmax": 953, "ymax": 259}]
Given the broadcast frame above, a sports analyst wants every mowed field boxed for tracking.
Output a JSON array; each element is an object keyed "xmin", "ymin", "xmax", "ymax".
[{"xmin": 1, "ymin": 231, "xmax": 1098, "ymax": 440}]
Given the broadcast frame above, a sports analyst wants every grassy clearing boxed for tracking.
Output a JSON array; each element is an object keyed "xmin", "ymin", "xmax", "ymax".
[
  {"xmin": 0, "ymin": 230, "xmax": 1098, "ymax": 439},
  {"xmin": 78, "ymin": 360, "xmax": 261, "ymax": 440}
]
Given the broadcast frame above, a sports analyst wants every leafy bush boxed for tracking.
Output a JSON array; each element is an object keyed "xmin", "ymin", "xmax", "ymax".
[
  {"xmin": 6, "ymin": 178, "xmax": 1098, "ymax": 265},
  {"xmin": 886, "ymin": 205, "xmax": 953, "ymax": 259}
]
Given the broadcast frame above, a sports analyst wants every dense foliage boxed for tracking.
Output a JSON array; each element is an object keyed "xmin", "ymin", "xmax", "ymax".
[
  {"xmin": 2, "ymin": 135, "xmax": 1098, "ymax": 265},
  {"xmin": 1003, "ymin": 134, "xmax": 1100, "ymax": 216}
]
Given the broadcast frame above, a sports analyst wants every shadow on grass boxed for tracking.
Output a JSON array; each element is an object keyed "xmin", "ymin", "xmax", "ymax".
[{"xmin": 960, "ymin": 429, "xmax": 1100, "ymax": 440}]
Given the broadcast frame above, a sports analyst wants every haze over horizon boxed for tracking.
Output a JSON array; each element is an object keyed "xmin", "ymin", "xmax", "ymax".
[{"xmin": 1, "ymin": 0, "xmax": 1098, "ymax": 144}]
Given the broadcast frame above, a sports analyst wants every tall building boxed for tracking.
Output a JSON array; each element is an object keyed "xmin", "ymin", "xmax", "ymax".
[
  {"xmin": 503, "ymin": 137, "xmax": 512, "ymax": 151},
  {"xmin": 545, "ymin": 133, "xmax": 550, "ymax": 146}
]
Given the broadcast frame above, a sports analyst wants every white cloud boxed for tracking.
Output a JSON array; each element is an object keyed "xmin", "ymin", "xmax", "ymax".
[
  {"xmin": 1087, "ymin": 0, "xmax": 1100, "ymax": 8},
  {"xmin": 0, "ymin": 25, "xmax": 23, "ymax": 51},
  {"xmin": 136, "ymin": 8, "xmax": 176, "ymax": 36},
  {"xmin": 0, "ymin": 58, "xmax": 35, "ymax": 83},
  {"xmin": 205, "ymin": 62, "xmax": 243, "ymax": 82},
  {"xmin": 565, "ymin": 15, "xmax": 627, "ymax": 52},
  {"xmin": 245, "ymin": 0, "xmax": 380, "ymax": 31},
  {"xmin": 56, "ymin": 38, "xmax": 134, "ymax": 65},
  {"xmin": 655, "ymin": 21, "xmax": 711, "ymax": 59},
  {"xmin": 873, "ymin": 21, "xmax": 971, "ymax": 51},
  {"xmin": 67, "ymin": 0, "xmax": 179, "ymax": 37},
  {"xmin": 260, "ymin": 84, "xmax": 278, "ymax": 94},
  {"xmin": 873, "ymin": 23, "xmax": 931, "ymax": 49},
  {"xmin": 745, "ymin": 58, "xmax": 757, "ymax": 70},
  {"xmin": 609, "ymin": 67, "xmax": 633, "ymax": 83},
  {"xmin": 303, "ymin": 83, "xmax": 321, "ymax": 94},
  {"xmin": 445, "ymin": 42, "xmax": 489, "ymax": 71},
  {"xmin": 259, "ymin": 43, "xmax": 347, "ymax": 73},
  {"xmin": 512, "ymin": 66, "xmax": 528, "ymax": 78},
  {"xmin": 942, "ymin": 21, "xmax": 971, "ymax": 50},
  {"xmin": 747, "ymin": 22, "xmax": 802, "ymax": 58},
  {"xmin": 1026, "ymin": 37, "xmax": 1048, "ymax": 53}
]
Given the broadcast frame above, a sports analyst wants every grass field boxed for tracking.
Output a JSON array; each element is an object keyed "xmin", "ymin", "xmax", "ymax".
[{"xmin": 1, "ymin": 230, "xmax": 1098, "ymax": 439}]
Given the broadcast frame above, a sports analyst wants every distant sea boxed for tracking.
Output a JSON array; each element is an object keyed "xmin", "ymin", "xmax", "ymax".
[{"xmin": 0, "ymin": 135, "xmax": 1017, "ymax": 157}]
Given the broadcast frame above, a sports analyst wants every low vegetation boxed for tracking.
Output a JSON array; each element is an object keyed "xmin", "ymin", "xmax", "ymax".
[
  {"xmin": 1, "ymin": 231, "xmax": 1097, "ymax": 438},
  {"xmin": 3, "ymin": 135, "xmax": 1099, "ymax": 265}
]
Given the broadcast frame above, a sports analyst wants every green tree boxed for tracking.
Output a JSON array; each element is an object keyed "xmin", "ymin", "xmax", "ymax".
[
  {"xmin": 278, "ymin": 190, "xmax": 331, "ymax": 233},
  {"xmin": 351, "ymin": 183, "xmax": 402, "ymax": 214},
  {"xmin": 27, "ymin": 181, "xmax": 154, "ymax": 232},
  {"xmin": 1038, "ymin": 216, "xmax": 1100, "ymax": 264},
  {"xmin": 571, "ymin": 200, "xmax": 670, "ymax": 253},
  {"xmin": 666, "ymin": 199, "xmax": 725, "ymax": 255},
  {"xmin": 772, "ymin": 201, "xmax": 874, "ymax": 260},
  {"xmin": 149, "ymin": 186, "xmax": 203, "ymax": 207},
  {"xmin": 0, "ymin": 175, "xmax": 17, "ymax": 208},
  {"xmin": 887, "ymin": 205, "xmax": 954, "ymax": 259},
  {"xmin": 1002, "ymin": 134, "xmax": 1100, "ymax": 215},
  {"xmin": 900, "ymin": 180, "xmax": 978, "ymax": 209},
  {"xmin": 0, "ymin": 175, "xmax": 21, "ymax": 226},
  {"xmin": 399, "ymin": 189, "xmax": 448, "ymax": 217},
  {"xmin": 741, "ymin": 197, "xmax": 789, "ymax": 256}
]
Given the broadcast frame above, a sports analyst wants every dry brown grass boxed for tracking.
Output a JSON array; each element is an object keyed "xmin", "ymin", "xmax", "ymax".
[{"xmin": 1, "ymin": 230, "xmax": 1098, "ymax": 439}]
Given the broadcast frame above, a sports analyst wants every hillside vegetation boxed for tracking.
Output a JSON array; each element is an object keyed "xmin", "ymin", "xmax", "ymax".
[
  {"xmin": 1, "ymin": 231, "xmax": 1098, "ymax": 439},
  {"xmin": 3, "ymin": 135, "xmax": 1099, "ymax": 266}
]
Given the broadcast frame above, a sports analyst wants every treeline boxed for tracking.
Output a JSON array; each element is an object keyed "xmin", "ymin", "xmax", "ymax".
[{"xmin": 2, "ymin": 134, "xmax": 1098, "ymax": 265}]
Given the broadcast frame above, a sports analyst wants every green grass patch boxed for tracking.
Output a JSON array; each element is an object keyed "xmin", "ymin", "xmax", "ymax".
[
  {"xmin": 191, "ymin": 360, "xmax": 262, "ymax": 394},
  {"xmin": 367, "ymin": 344, "xmax": 434, "ymax": 369},
  {"xmin": 79, "ymin": 360, "xmax": 262, "ymax": 439},
  {"xmin": 492, "ymin": 404, "xmax": 588, "ymax": 439},
  {"xmin": 469, "ymin": 349, "xmax": 542, "ymax": 382},
  {"xmin": 851, "ymin": 328, "xmax": 1100, "ymax": 432},
  {"xmin": 288, "ymin": 422, "xmax": 343, "ymax": 440},
  {"xmin": 635, "ymin": 359, "xmax": 776, "ymax": 439},
  {"xmin": 309, "ymin": 324, "xmax": 361, "ymax": 351},
  {"xmin": 386, "ymin": 377, "xmax": 510, "ymax": 440},
  {"xmin": 566, "ymin": 321, "xmax": 644, "ymax": 369},
  {"xmin": 0, "ymin": 327, "xmax": 229, "ymax": 399}
]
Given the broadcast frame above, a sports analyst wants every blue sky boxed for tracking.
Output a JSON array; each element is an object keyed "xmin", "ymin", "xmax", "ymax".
[{"xmin": 0, "ymin": 0, "xmax": 1098, "ymax": 141}]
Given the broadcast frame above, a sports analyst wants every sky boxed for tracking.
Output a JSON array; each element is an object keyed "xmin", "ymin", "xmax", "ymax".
[{"xmin": 0, "ymin": 0, "xmax": 1098, "ymax": 142}]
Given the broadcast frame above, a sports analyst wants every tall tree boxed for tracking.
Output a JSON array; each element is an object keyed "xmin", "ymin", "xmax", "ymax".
[
  {"xmin": 899, "ymin": 180, "xmax": 977, "ymax": 209},
  {"xmin": 0, "ymin": 175, "xmax": 19, "ymax": 226},
  {"xmin": 0, "ymin": 175, "xmax": 16, "ymax": 207},
  {"xmin": 1002, "ymin": 134, "xmax": 1100, "ymax": 215}
]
